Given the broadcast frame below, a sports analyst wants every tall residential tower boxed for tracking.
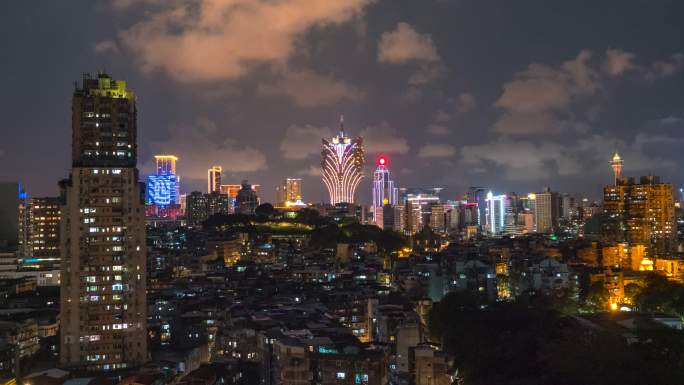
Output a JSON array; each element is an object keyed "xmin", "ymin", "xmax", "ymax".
[
  {"xmin": 276, "ymin": 178, "xmax": 303, "ymax": 207},
  {"xmin": 60, "ymin": 73, "xmax": 147, "ymax": 370}
]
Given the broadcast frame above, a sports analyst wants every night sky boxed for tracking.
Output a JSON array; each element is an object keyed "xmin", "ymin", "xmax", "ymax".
[{"xmin": 2, "ymin": 0, "xmax": 684, "ymax": 203}]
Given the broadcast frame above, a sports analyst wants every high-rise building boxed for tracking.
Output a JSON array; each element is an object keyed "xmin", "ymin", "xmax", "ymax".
[
  {"xmin": 404, "ymin": 193, "xmax": 440, "ymax": 234},
  {"xmin": 207, "ymin": 165, "xmax": 222, "ymax": 193},
  {"xmin": 186, "ymin": 191, "xmax": 232, "ymax": 226},
  {"xmin": 372, "ymin": 156, "xmax": 398, "ymax": 225},
  {"xmin": 610, "ymin": 151, "xmax": 623, "ymax": 185},
  {"xmin": 60, "ymin": 73, "xmax": 147, "ymax": 370},
  {"xmin": 23, "ymin": 197, "xmax": 61, "ymax": 269},
  {"xmin": 534, "ymin": 188, "xmax": 559, "ymax": 234},
  {"xmin": 321, "ymin": 118, "xmax": 364, "ymax": 204},
  {"xmin": 207, "ymin": 192, "xmax": 232, "ymax": 216},
  {"xmin": 467, "ymin": 187, "xmax": 488, "ymax": 228},
  {"xmin": 146, "ymin": 155, "xmax": 180, "ymax": 206},
  {"xmin": 0, "ymin": 182, "xmax": 23, "ymax": 249},
  {"xmin": 382, "ymin": 204, "xmax": 395, "ymax": 230},
  {"xmin": 219, "ymin": 183, "xmax": 260, "ymax": 208},
  {"xmin": 219, "ymin": 184, "xmax": 241, "ymax": 199},
  {"xmin": 186, "ymin": 191, "xmax": 209, "ymax": 227},
  {"xmin": 602, "ymin": 175, "xmax": 675, "ymax": 258},
  {"xmin": 393, "ymin": 205, "xmax": 405, "ymax": 233},
  {"xmin": 503, "ymin": 194, "xmax": 520, "ymax": 235},
  {"xmin": 235, "ymin": 180, "xmax": 259, "ymax": 215},
  {"xmin": 429, "ymin": 204, "xmax": 446, "ymax": 232},
  {"xmin": 18, "ymin": 188, "xmax": 30, "ymax": 257},
  {"xmin": 155, "ymin": 155, "xmax": 177, "ymax": 175},
  {"xmin": 276, "ymin": 178, "xmax": 302, "ymax": 207},
  {"xmin": 485, "ymin": 191, "xmax": 506, "ymax": 235},
  {"xmin": 560, "ymin": 193, "xmax": 574, "ymax": 220}
]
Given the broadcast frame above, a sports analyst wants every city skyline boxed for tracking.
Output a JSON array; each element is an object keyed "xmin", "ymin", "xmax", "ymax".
[
  {"xmin": 3, "ymin": 1, "xmax": 684, "ymax": 203},
  {"xmin": 4, "ymin": 3, "xmax": 684, "ymax": 384}
]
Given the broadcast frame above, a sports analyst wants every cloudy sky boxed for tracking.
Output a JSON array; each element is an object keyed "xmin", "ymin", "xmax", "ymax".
[{"xmin": 2, "ymin": 0, "xmax": 684, "ymax": 203}]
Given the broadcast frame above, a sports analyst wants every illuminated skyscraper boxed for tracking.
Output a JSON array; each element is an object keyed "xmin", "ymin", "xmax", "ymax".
[
  {"xmin": 534, "ymin": 188, "xmax": 560, "ymax": 234},
  {"xmin": 372, "ymin": 156, "xmax": 397, "ymax": 225},
  {"xmin": 485, "ymin": 191, "xmax": 506, "ymax": 235},
  {"xmin": 220, "ymin": 184, "xmax": 242, "ymax": 199},
  {"xmin": 60, "ymin": 73, "xmax": 146, "ymax": 370},
  {"xmin": 208, "ymin": 165, "xmax": 222, "ymax": 193},
  {"xmin": 610, "ymin": 151, "xmax": 623, "ymax": 185},
  {"xmin": 321, "ymin": 117, "xmax": 365, "ymax": 204},
  {"xmin": 602, "ymin": 175, "xmax": 675, "ymax": 258},
  {"xmin": 146, "ymin": 155, "xmax": 180, "ymax": 206},
  {"xmin": 155, "ymin": 155, "xmax": 177, "ymax": 175},
  {"xmin": 220, "ymin": 183, "xmax": 260, "ymax": 210},
  {"xmin": 276, "ymin": 178, "xmax": 303, "ymax": 206},
  {"xmin": 404, "ymin": 192, "xmax": 440, "ymax": 234},
  {"xmin": 467, "ymin": 187, "xmax": 487, "ymax": 228}
]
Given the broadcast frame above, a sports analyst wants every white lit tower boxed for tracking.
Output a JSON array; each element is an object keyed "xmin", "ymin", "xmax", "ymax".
[
  {"xmin": 485, "ymin": 191, "xmax": 507, "ymax": 235},
  {"xmin": 610, "ymin": 151, "xmax": 623, "ymax": 185},
  {"xmin": 372, "ymin": 156, "xmax": 398, "ymax": 225},
  {"xmin": 322, "ymin": 116, "xmax": 365, "ymax": 204}
]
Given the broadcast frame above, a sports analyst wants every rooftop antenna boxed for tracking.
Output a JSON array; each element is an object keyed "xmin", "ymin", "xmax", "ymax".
[{"xmin": 339, "ymin": 115, "xmax": 345, "ymax": 137}]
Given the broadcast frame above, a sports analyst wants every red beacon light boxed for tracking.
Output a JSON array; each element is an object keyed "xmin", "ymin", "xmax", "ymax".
[{"xmin": 378, "ymin": 156, "xmax": 387, "ymax": 166}]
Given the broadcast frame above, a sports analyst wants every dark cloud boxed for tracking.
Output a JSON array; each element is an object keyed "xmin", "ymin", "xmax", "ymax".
[
  {"xmin": 417, "ymin": 143, "xmax": 456, "ymax": 158},
  {"xmin": 280, "ymin": 125, "xmax": 333, "ymax": 160},
  {"xmin": 360, "ymin": 122, "xmax": 410, "ymax": 155},
  {"xmin": 142, "ymin": 118, "xmax": 268, "ymax": 179},
  {"xmin": 3, "ymin": 0, "xmax": 684, "ymax": 202}
]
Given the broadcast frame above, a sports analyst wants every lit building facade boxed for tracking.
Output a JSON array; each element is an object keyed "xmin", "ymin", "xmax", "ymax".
[
  {"xmin": 429, "ymin": 204, "xmax": 446, "ymax": 232},
  {"xmin": 610, "ymin": 151, "xmax": 623, "ymax": 185},
  {"xmin": 321, "ymin": 120, "xmax": 364, "ymax": 204},
  {"xmin": 534, "ymin": 188, "xmax": 559, "ymax": 234},
  {"xmin": 404, "ymin": 193, "xmax": 440, "ymax": 234},
  {"xmin": 219, "ymin": 183, "xmax": 260, "ymax": 208},
  {"xmin": 219, "ymin": 184, "xmax": 241, "ymax": 199},
  {"xmin": 371, "ymin": 156, "xmax": 398, "ymax": 225},
  {"xmin": 207, "ymin": 165, "xmax": 222, "ymax": 193},
  {"xmin": 485, "ymin": 191, "xmax": 506, "ymax": 235},
  {"xmin": 186, "ymin": 191, "xmax": 209, "ymax": 227},
  {"xmin": 603, "ymin": 175, "xmax": 675, "ymax": 258},
  {"xmin": 467, "ymin": 187, "xmax": 487, "ymax": 227},
  {"xmin": 276, "ymin": 178, "xmax": 303, "ymax": 207},
  {"xmin": 155, "ymin": 155, "xmax": 177, "ymax": 175},
  {"xmin": 146, "ymin": 175, "xmax": 179, "ymax": 206},
  {"xmin": 186, "ymin": 191, "xmax": 232, "ymax": 226},
  {"xmin": 146, "ymin": 155, "xmax": 180, "ymax": 206},
  {"xmin": 23, "ymin": 197, "xmax": 61, "ymax": 269},
  {"xmin": 60, "ymin": 73, "xmax": 147, "ymax": 370}
]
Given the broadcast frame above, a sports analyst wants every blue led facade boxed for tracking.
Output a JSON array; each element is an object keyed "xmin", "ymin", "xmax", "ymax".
[
  {"xmin": 146, "ymin": 174, "xmax": 179, "ymax": 206},
  {"xmin": 18, "ymin": 183, "xmax": 27, "ymax": 200}
]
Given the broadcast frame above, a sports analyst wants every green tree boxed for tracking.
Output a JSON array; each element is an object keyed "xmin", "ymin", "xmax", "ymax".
[
  {"xmin": 624, "ymin": 283, "xmax": 642, "ymax": 305},
  {"xmin": 254, "ymin": 203, "xmax": 276, "ymax": 218},
  {"xmin": 582, "ymin": 281, "xmax": 610, "ymax": 313},
  {"xmin": 635, "ymin": 273, "xmax": 684, "ymax": 316}
]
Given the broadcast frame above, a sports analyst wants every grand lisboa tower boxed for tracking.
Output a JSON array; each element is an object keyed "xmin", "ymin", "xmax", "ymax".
[{"xmin": 321, "ymin": 116, "xmax": 365, "ymax": 204}]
